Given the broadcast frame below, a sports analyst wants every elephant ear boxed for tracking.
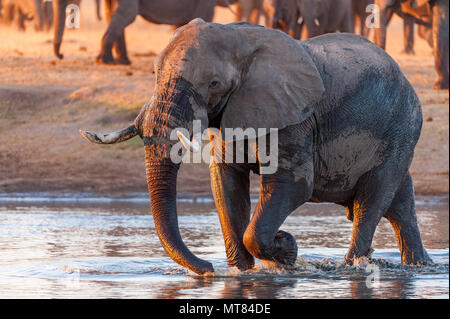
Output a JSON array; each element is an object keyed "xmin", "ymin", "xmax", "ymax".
[{"xmin": 220, "ymin": 25, "xmax": 324, "ymax": 140}]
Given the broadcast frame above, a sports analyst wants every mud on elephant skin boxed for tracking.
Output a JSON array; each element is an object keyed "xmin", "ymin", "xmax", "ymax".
[{"xmin": 80, "ymin": 20, "xmax": 432, "ymax": 275}]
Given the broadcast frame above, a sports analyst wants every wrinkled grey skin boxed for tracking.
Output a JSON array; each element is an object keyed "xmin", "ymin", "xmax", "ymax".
[
  {"xmin": 217, "ymin": 0, "xmax": 270, "ymax": 26},
  {"xmin": 80, "ymin": 20, "xmax": 432, "ymax": 275},
  {"xmin": 297, "ymin": 0, "xmax": 353, "ymax": 37},
  {"xmin": 0, "ymin": 0, "xmax": 44, "ymax": 31},
  {"xmin": 53, "ymin": 0, "xmax": 217, "ymax": 62},
  {"xmin": 272, "ymin": 0, "xmax": 303, "ymax": 39},
  {"xmin": 351, "ymin": 0, "xmax": 374, "ymax": 37}
]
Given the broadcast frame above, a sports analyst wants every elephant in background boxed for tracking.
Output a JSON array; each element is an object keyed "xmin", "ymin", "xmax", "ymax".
[
  {"xmin": 217, "ymin": 0, "xmax": 270, "ymax": 26},
  {"xmin": 80, "ymin": 19, "xmax": 431, "ymax": 274},
  {"xmin": 0, "ymin": 0, "xmax": 44, "ymax": 31},
  {"xmin": 374, "ymin": 0, "xmax": 448, "ymax": 89},
  {"xmin": 42, "ymin": 0, "xmax": 101, "ymax": 31},
  {"xmin": 272, "ymin": 0, "xmax": 353, "ymax": 39},
  {"xmin": 271, "ymin": 0, "xmax": 303, "ymax": 39},
  {"xmin": 351, "ymin": 0, "xmax": 374, "ymax": 37},
  {"xmin": 53, "ymin": 0, "xmax": 218, "ymax": 63},
  {"xmin": 373, "ymin": 0, "xmax": 433, "ymax": 55}
]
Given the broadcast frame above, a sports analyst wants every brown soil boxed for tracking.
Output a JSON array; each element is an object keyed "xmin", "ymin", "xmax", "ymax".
[{"xmin": 0, "ymin": 5, "xmax": 448, "ymax": 198}]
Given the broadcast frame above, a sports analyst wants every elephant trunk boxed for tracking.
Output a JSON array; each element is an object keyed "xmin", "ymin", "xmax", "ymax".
[
  {"xmin": 53, "ymin": 0, "xmax": 68, "ymax": 59},
  {"xmin": 145, "ymin": 155, "xmax": 214, "ymax": 275}
]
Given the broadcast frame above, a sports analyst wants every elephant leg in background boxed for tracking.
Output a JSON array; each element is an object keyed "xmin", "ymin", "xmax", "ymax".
[
  {"xmin": 418, "ymin": 23, "xmax": 433, "ymax": 48},
  {"xmin": 15, "ymin": 7, "xmax": 26, "ymax": 31},
  {"xmin": 113, "ymin": 31, "xmax": 130, "ymax": 65},
  {"xmin": 96, "ymin": 0, "xmax": 138, "ymax": 64},
  {"xmin": 374, "ymin": 6, "xmax": 395, "ymax": 50},
  {"xmin": 239, "ymin": 0, "xmax": 253, "ymax": 22},
  {"xmin": 210, "ymin": 163, "xmax": 255, "ymax": 270},
  {"xmin": 384, "ymin": 173, "xmax": 432, "ymax": 265},
  {"xmin": 289, "ymin": 21, "xmax": 302, "ymax": 40},
  {"xmin": 243, "ymin": 167, "xmax": 313, "ymax": 266},
  {"xmin": 402, "ymin": 15, "xmax": 415, "ymax": 55},
  {"xmin": 432, "ymin": 0, "xmax": 449, "ymax": 90},
  {"xmin": 43, "ymin": 0, "xmax": 53, "ymax": 31},
  {"xmin": 340, "ymin": 6, "xmax": 354, "ymax": 33}
]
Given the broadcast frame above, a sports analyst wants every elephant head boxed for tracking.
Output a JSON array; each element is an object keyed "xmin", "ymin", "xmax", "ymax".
[
  {"xmin": 272, "ymin": 0, "xmax": 297, "ymax": 32},
  {"xmin": 80, "ymin": 20, "xmax": 324, "ymax": 275},
  {"xmin": 296, "ymin": 0, "xmax": 327, "ymax": 37}
]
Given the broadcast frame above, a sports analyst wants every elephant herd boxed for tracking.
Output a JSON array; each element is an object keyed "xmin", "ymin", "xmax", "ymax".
[{"xmin": 0, "ymin": 0, "xmax": 446, "ymax": 89}]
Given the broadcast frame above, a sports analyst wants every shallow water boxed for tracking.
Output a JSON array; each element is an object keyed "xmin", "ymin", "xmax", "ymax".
[{"xmin": 0, "ymin": 194, "xmax": 448, "ymax": 299}]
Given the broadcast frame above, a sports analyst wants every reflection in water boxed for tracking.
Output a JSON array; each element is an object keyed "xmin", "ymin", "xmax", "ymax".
[{"xmin": 0, "ymin": 196, "xmax": 447, "ymax": 298}]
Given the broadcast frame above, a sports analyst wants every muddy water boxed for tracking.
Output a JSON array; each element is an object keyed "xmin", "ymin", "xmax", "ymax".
[{"xmin": 0, "ymin": 194, "xmax": 447, "ymax": 299}]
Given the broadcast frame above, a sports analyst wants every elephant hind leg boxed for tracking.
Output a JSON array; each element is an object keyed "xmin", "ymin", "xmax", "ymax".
[
  {"xmin": 384, "ymin": 173, "xmax": 433, "ymax": 265},
  {"xmin": 344, "ymin": 160, "xmax": 410, "ymax": 263}
]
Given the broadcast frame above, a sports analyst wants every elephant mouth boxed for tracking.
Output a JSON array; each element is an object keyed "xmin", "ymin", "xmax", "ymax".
[{"xmin": 207, "ymin": 82, "xmax": 237, "ymax": 129}]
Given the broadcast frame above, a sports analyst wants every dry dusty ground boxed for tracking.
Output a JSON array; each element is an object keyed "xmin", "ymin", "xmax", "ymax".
[{"xmin": 0, "ymin": 4, "xmax": 448, "ymax": 198}]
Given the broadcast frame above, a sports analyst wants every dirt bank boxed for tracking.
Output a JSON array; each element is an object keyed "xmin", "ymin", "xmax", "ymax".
[{"xmin": 0, "ymin": 5, "xmax": 448, "ymax": 198}]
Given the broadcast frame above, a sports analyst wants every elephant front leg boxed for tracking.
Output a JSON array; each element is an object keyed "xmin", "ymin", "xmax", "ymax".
[
  {"xmin": 210, "ymin": 163, "xmax": 255, "ymax": 271},
  {"xmin": 243, "ymin": 165, "xmax": 314, "ymax": 267}
]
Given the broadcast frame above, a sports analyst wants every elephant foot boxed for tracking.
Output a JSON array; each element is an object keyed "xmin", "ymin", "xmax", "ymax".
[
  {"xmin": 401, "ymin": 48, "xmax": 415, "ymax": 55},
  {"xmin": 402, "ymin": 249, "xmax": 434, "ymax": 266},
  {"xmin": 343, "ymin": 247, "xmax": 373, "ymax": 265},
  {"xmin": 95, "ymin": 54, "xmax": 116, "ymax": 65},
  {"xmin": 271, "ymin": 230, "xmax": 298, "ymax": 265},
  {"xmin": 228, "ymin": 254, "xmax": 255, "ymax": 272},
  {"xmin": 244, "ymin": 230, "xmax": 298, "ymax": 268},
  {"xmin": 114, "ymin": 56, "xmax": 132, "ymax": 65},
  {"xmin": 433, "ymin": 80, "xmax": 449, "ymax": 90}
]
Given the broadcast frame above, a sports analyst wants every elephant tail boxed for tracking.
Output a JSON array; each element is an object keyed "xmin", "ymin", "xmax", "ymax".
[{"xmin": 79, "ymin": 124, "xmax": 138, "ymax": 144}]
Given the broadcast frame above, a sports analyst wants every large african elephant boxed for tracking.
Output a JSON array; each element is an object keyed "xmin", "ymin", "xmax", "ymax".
[
  {"xmin": 80, "ymin": 20, "xmax": 432, "ymax": 275},
  {"xmin": 53, "ymin": 0, "xmax": 218, "ymax": 63},
  {"xmin": 273, "ymin": 0, "xmax": 353, "ymax": 39}
]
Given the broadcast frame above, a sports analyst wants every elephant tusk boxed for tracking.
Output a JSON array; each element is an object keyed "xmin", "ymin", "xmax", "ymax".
[
  {"xmin": 177, "ymin": 131, "xmax": 201, "ymax": 153},
  {"xmin": 314, "ymin": 18, "xmax": 320, "ymax": 27},
  {"xmin": 297, "ymin": 16, "xmax": 304, "ymax": 25},
  {"xmin": 79, "ymin": 124, "xmax": 138, "ymax": 144}
]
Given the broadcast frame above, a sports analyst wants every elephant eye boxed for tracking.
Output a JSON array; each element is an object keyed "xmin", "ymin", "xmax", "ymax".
[{"xmin": 209, "ymin": 80, "xmax": 220, "ymax": 89}]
